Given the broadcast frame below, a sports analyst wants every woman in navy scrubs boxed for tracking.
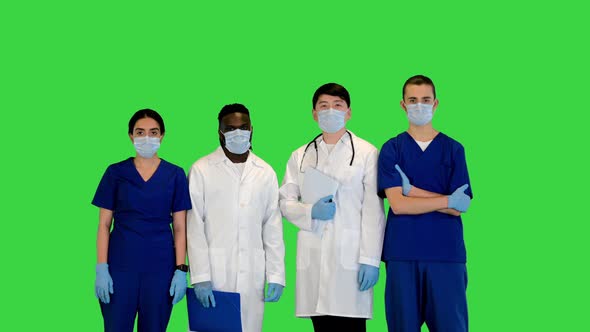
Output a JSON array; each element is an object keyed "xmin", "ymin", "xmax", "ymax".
[{"xmin": 92, "ymin": 109, "xmax": 192, "ymax": 332}]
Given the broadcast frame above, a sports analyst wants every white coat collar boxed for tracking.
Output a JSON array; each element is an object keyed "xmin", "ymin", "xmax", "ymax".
[
  {"xmin": 315, "ymin": 130, "xmax": 356, "ymax": 152},
  {"xmin": 209, "ymin": 146, "xmax": 264, "ymax": 168}
]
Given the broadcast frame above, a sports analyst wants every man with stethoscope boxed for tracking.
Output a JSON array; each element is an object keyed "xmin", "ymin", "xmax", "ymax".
[{"xmin": 279, "ymin": 83, "xmax": 385, "ymax": 332}]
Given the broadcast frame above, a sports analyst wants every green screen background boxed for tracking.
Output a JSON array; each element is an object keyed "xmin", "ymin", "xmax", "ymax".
[{"xmin": 2, "ymin": 1, "xmax": 588, "ymax": 331}]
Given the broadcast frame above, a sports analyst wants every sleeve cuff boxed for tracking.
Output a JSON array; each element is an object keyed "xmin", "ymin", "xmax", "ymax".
[
  {"xmin": 359, "ymin": 256, "xmax": 381, "ymax": 268},
  {"xmin": 190, "ymin": 273, "xmax": 211, "ymax": 286},
  {"xmin": 266, "ymin": 273, "xmax": 285, "ymax": 286}
]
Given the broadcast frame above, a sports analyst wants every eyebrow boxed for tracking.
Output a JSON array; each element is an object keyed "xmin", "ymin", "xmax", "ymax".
[
  {"xmin": 223, "ymin": 123, "xmax": 249, "ymax": 128},
  {"xmin": 135, "ymin": 128, "xmax": 160, "ymax": 131}
]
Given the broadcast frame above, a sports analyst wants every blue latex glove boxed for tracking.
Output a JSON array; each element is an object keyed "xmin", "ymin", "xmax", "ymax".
[
  {"xmin": 194, "ymin": 281, "xmax": 216, "ymax": 308},
  {"xmin": 169, "ymin": 270, "xmax": 187, "ymax": 305},
  {"xmin": 394, "ymin": 164, "xmax": 412, "ymax": 196},
  {"xmin": 358, "ymin": 264, "xmax": 379, "ymax": 291},
  {"xmin": 311, "ymin": 195, "xmax": 336, "ymax": 220},
  {"xmin": 448, "ymin": 184, "xmax": 471, "ymax": 212},
  {"xmin": 264, "ymin": 283, "xmax": 284, "ymax": 302},
  {"xmin": 95, "ymin": 263, "xmax": 114, "ymax": 304}
]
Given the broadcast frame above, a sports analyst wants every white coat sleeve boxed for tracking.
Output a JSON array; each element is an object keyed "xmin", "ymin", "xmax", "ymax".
[
  {"xmin": 262, "ymin": 173, "xmax": 286, "ymax": 286},
  {"xmin": 359, "ymin": 148, "xmax": 386, "ymax": 267},
  {"xmin": 279, "ymin": 151, "xmax": 315, "ymax": 232},
  {"xmin": 187, "ymin": 164, "xmax": 212, "ymax": 285}
]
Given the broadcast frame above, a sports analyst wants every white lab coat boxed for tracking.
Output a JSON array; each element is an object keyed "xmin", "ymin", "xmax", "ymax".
[
  {"xmin": 279, "ymin": 131, "xmax": 385, "ymax": 318},
  {"xmin": 187, "ymin": 147, "xmax": 285, "ymax": 332}
]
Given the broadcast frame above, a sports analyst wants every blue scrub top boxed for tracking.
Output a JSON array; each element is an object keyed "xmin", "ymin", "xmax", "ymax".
[
  {"xmin": 92, "ymin": 158, "xmax": 191, "ymax": 272},
  {"xmin": 378, "ymin": 132, "xmax": 473, "ymax": 263}
]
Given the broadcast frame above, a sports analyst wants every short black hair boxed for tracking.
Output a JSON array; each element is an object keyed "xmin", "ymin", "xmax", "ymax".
[
  {"xmin": 128, "ymin": 109, "xmax": 165, "ymax": 135},
  {"xmin": 402, "ymin": 75, "xmax": 436, "ymax": 99},
  {"xmin": 312, "ymin": 83, "xmax": 351, "ymax": 108},
  {"xmin": 218, "ymin": 103, "xmax": 250, "ymax": 124}
]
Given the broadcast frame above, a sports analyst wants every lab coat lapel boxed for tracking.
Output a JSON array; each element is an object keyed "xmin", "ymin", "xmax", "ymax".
[{"xmin": 240, "ymin": 152, "xmax": 255, "ymax": 184}]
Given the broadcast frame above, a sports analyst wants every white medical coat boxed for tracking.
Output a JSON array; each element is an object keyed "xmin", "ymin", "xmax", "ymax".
[
  {"xmin": 187, "ymin": 147, "xmax": 285, "ymax": 332},
  {"xmin": 279, "ymin": 131, "xmax": 385, "ymax": 318}
]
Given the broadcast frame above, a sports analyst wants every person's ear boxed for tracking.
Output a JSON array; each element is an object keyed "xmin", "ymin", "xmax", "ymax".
[
  {"xmin": 345, "ymin": 108, "xmax": 352, "ymax": 121},
  {"xmin": 129, "ymin": 134, "xmax": 134, "ymax": 143},
  {"xmin": 312, "ymin": 108, "xmax": 319, "ymax": 122},
  {"xmin": 159, "ymin": 133, "xmax": 165, "ymax": 143},
  {"xmin": 218, "ymin": 128, "xmax": 225, "ymax": 146},
  {"xmin": 400, "ymin": 100, "xmax": 408, "ymax": 113},
  {"xmin": 433, "ymin": 99, "xmax": 439, "ymax": 112}
]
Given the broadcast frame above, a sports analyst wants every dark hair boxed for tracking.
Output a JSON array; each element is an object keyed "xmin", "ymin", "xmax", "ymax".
[
  {"xmin": 402, "ymin": 75, "xmax": 436, "ymax": 99},
  {"xmin": 218, "ymin": 103, "xmax": 250, "ymax": 124},
  {"xmin": 128, "ymin": 109, "xmax": 165, "ymax": 134},
  {"xmin": 312, "ymin": 83, "xmax": 351, "ymax": 108}
]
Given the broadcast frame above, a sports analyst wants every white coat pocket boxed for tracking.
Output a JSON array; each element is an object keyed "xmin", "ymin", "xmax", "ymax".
[
  {"xmin": 209, "ymin": 248, "xmax": 226, "ymax": 289},
  {"xmin": 340, "ymin": 229, "xmax": 361, "ymax": 270}
]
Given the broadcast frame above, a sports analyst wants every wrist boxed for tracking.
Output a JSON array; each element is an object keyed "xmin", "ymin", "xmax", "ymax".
[
  {"xmin": 175, "ymin": 264, "xmax": 189, "ymax": 272},
  {"xmin": 96, "ymin": 263, "xmax": 109, "ymax": 273}
]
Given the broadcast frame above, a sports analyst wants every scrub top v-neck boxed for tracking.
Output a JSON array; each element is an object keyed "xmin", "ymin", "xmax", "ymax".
[
  {"xmin": 92, "ymin": 157, "xmax": 191, "ymax": 272},
  {"xmin": 378, "ymin": 132, "xmax": 473, "ymax": 263}
]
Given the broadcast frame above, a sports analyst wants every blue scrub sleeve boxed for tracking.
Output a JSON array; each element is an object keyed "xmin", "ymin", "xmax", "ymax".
[
  {"xmin": 172, "ymin": 167, "xmax": 192, "ymax": 212},
  {"xmin": 377, "ymin": 140, "xmax": 403, "ymax": 199},
  {"xmin": 92, "ymin": 165, "xmax": 116, "ymax": 210},
  {"xmin": 450, "ymin": 144, "xmax": 473, "ymax": 199}
]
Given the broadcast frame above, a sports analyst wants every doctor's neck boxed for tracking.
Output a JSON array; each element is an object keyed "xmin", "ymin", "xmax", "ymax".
[
  {"xmin": 134, "ymin": 154, "xmax": 160, "ymax": 166},
  {"xmin": 322, "ymin": 127, "xmax": 347, "ymax": 144},
  {"xmin": 407, "ymin": 124, "xmax": 438, "ymax": 141},
  {"xmin": 222, "ymin": 146, "xmax": 249, "ymax": 163}
]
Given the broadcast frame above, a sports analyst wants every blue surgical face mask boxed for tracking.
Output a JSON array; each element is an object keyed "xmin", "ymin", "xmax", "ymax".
[
  {"xmin": 406, "ymin": 103, "xmax": 433, "ymax": 126},
  {"xmin": 223, "ymin": 129, "xmax": 251, "ymax": 154},
  {"xmin": 133, "ymin": 136, "xmax": 161, "ymax": 158},
  {"xmin": 318, "ymin": 109, "xmax": 347, "ymax": 133}
]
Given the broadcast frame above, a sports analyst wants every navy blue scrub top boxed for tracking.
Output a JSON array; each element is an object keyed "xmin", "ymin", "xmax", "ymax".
[
  {"xmin": 92, "ymin": 158, "xmax": 191, "ymax": 272},
  {"xmin": 378, "ymin": 132, "xmax": 473, "ymax": 263}
]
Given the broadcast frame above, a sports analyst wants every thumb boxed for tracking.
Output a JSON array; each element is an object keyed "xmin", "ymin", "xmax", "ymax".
[
  {"xmin": 322, "ymin": 195, "xmax": 334, "ymax": 202},
  {"xmin": 109, "ymin": 280, "xmax": 114, "ymax": 294},
  {"xmin": 210, "ymin": 293, "xmax": 216, "ymax": 308},
  {"xmin": 394, "ymin": 164, "xmax": 401, "ymax": 172},
  {"xmin": 170, "ymin": 284, "xmax": 174, "ymax": 296},
  {"xmin": 458, "ymin": 184, "xmax": 469, "ymax": 192}
]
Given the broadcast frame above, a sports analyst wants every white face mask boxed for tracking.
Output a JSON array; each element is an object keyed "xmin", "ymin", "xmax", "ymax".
[
  {"xmin": 133, "ymin": 136, "xmax": 161, "ymax": 158},
  {"xmin": 223, "ymin": 129, "xmax": 251, "ymax": 154},
  {"xmin": 406, "ymin": 103, "xmax": 433, "ymax": 126},
  {"xmin": 318, "ymin": 109, "xmax": 347, "ymax": 133}
]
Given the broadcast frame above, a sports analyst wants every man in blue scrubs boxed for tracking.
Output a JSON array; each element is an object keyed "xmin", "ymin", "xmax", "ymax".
[{"xmin": 378, "ymin": 75, "xmax": 473, "ymax": 331}]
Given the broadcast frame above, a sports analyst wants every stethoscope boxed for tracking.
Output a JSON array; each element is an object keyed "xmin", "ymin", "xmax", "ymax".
[{"xmin": 299, "ymin": 130, "xmax": 356, "ymax": 172}]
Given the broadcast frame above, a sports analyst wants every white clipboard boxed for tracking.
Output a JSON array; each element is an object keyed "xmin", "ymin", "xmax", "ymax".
[
  {"xmin": 301, "ymin": 167, "xmax": 340, "ymax": 205},
  {"xmin": 301, "ymin": 167, "xmax": 339, "ymax": 236}
]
